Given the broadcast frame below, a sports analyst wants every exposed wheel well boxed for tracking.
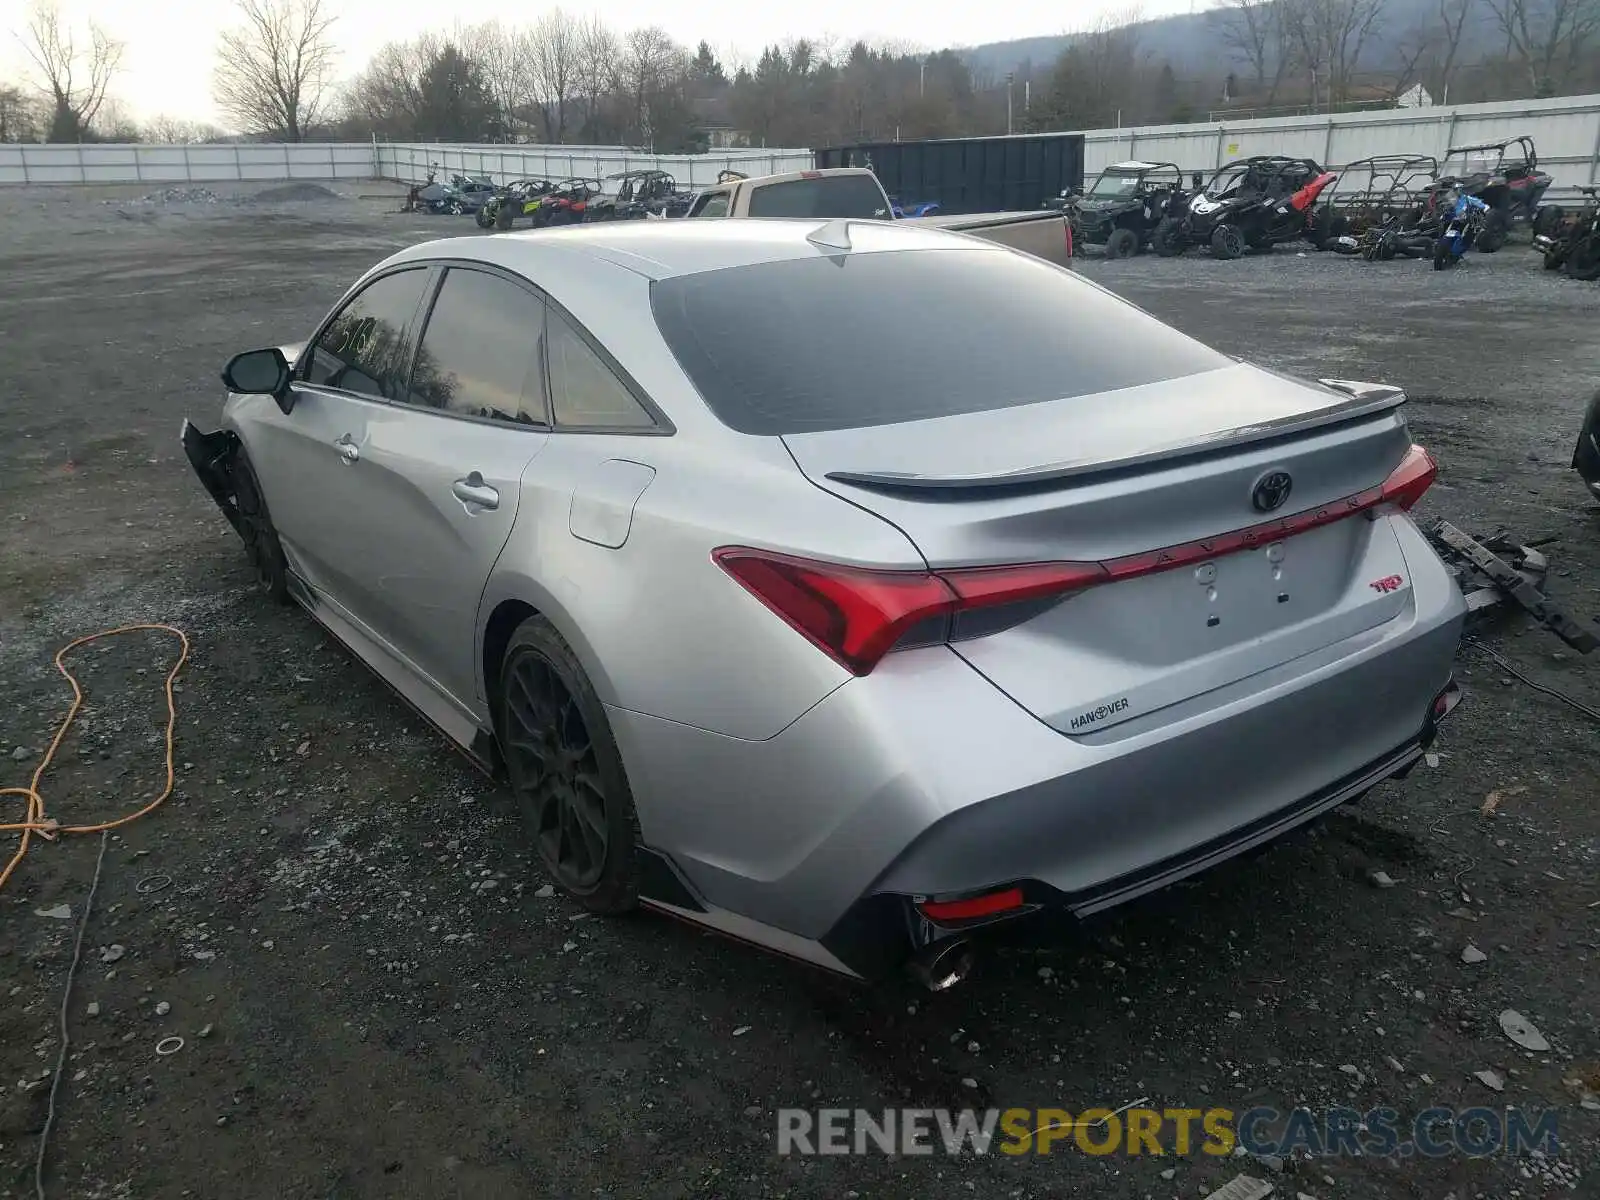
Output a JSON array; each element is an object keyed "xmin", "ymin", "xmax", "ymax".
[{"xmin": 482, "ymin": 598, "xmax": 539, "ymax": 714}]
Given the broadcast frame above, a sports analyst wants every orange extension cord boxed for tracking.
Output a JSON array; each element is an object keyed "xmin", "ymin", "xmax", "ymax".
[{"xmin": 1, "ymin": 625, "xmax": 189, "ymax": 893}]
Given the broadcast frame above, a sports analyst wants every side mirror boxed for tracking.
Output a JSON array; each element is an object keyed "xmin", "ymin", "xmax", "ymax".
[{"xmin": 222, "ymin": 348, "xmax": 293, "ymax": 413}]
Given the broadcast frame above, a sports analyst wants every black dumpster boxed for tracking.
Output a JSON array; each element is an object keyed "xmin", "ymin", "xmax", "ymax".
[{"xmin": 813, "ymin": 133, "xmax": 1086, "ymax": 215}]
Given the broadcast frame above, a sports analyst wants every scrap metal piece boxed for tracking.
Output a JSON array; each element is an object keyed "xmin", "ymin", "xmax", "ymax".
[
  {"xmin": 1424, "ymin": 519, "xmax": 1598, "ymax": 653},
  {"xmin": 1203, "ymin": 1176, "xmax": 1274, "ymax": 1200}
]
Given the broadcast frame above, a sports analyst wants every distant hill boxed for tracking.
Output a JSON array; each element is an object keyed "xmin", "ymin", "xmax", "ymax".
[{"xmin": 961, "ymin": 0, "xmax": 1502, "ymax": 81}]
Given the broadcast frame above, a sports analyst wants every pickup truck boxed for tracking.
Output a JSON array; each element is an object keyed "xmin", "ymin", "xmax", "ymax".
[{"xmin": 679, "ymin": 167, "xmax": 1074, "ymax": 269}]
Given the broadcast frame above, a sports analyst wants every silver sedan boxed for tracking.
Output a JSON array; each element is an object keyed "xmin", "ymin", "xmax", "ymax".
[{"xmin": 183, "ymin": 218, "xmax": 1464, "ymax": 988}]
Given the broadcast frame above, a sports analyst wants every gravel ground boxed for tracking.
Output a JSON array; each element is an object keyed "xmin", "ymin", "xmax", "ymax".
[{"xmin": 1, "ymin": 188, "xmax": 1598, "ymax": 1199}]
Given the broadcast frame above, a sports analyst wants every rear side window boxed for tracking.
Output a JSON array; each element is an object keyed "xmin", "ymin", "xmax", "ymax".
[
  {"xmin": 304, "ymin": 268, "xmax": 429, "ymax": 400},
  {"xmin": 407, "ymin": 268, "xmax": 548, "ymax": 425},
  {"xmin": 746, "ymin": 176, "xmax": 891, "ymax": 219},
  {"xmin": 547, "ymin": 310, "xmax": 655, "ymax": 430},
  {"xmin": 650, "ymin": 248, "xmax": 1230, "ymax": 435},
  {"xmin": 690, "ymin": 191, "xmax": 729, "ymax": 218}
]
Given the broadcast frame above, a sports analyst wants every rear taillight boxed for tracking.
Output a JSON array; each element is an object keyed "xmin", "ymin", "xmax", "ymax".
[
  {"xmin": 711, "ymin": 548, "xmax": 1101, "ymax": 675},
  {"xmin": 1380, "ymin": 444, "xmax": 1437, "ymax": 510},
  {"xmin": 716, "ymin": 443, "xmax": 1438, "ymax": 675}
]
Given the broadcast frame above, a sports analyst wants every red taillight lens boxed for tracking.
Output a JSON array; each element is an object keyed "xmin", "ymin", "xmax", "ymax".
[
  {"xmin": 1380, "ymin": 444, "xmax": 1437, "ymax": 510},
  {"xmin": 712, "ymin": 549, "xmax": 1101, "ymax": 676},
  {"xmin": 919, "ymin": 887, "xmax": 1025, "ymax": 923}
]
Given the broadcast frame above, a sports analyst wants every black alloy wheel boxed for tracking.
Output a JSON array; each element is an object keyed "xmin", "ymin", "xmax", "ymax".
[{"xmin": 497, "ymin": 616, "xmax": 641, "ymax": 912}]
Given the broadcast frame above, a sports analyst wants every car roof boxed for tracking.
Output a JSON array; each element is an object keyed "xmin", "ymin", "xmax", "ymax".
[{"xmin": 385, "ymin": 218, "xmax": 1001, "ymax": 282}]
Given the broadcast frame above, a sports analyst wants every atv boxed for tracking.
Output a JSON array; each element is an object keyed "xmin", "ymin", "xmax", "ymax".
[
  {"xmin": 1064, "ymin": 161, "xmax": 1192, "ymax": 258},
  {"xmin": 1422, "ymin": 136, "xmax": 1552, "ymax": 251},
  {"xmin": 1310, "ymin": 154, "xmax": 1437, "ymax": 252},
  {"xmin": 585, "ymin": 170, "xmax": 695, "ymax": 221},
  {"xmin": 529, "ymin": 178, "xmax": 603, "ymax": 228},
  {"xmin": 1532, "ymin": 187, "xmax": 1600, "ymax": 281},
  {"xmin": 1152, "ymin": 156, "xmax": 1335, "ymax": 259},
  {"xmin": 481, "ymin": 178, "xmax": 558, "ymax": 229}
]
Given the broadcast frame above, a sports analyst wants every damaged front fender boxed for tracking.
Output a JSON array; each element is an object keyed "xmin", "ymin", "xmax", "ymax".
[{"xmin": 180, "ymin": 418, "xmax": 243, "ymax": 534}]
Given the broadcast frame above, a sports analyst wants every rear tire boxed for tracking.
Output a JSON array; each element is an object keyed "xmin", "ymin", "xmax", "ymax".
[
  {"xmin": 475, "ymin": 206, "xmax": 494, "ymax": 229},
  {"xmin": 497, "ymin": 616, "xmax": 641, "ymax": 915},
  {"xmin": 1152, "ymin": 217, "xmax": 1186, "ymax": 257},
  {"xmin": 1567, "ymin": 238, "xmax": 1600, "ymax": 282},
  {"xmin": 1477, "ymin": 209, "xmax": 1510, "ymax": 253},
  {"xmin": 1104, "ymin": 227, "xmax": 1139, "ymax": 259},
  {"xmin": 1433, "ymin": 238, "xmax": 1456, "ymax": 270},
  {"xmin": 1210, "ymin": 224, "xmax": 1245, "ymax": 260}
]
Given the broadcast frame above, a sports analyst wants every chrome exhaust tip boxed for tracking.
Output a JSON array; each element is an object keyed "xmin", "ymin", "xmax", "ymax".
[{"xmin": 909, "ymin": 940, "xmax": 976, "ymax": 992}]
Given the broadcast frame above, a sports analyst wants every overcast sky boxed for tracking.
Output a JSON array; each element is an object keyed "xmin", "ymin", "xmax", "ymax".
[{"xmin": 1, "ymin": 0, "xmax": 1201, "ymax": 126}]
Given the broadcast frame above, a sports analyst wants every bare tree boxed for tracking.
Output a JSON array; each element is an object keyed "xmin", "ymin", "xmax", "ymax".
[
  {"xmin": 458, "ymin": 21, "xmax": 524, "ymax": 139},
  {"xmin": 18, "ymin": 0, "xmax": 124, "ymax": 142},
  {"xmin": 521, "ymin": 10, "xmax": 583, "ymax": 143},
  {"xmin": 1481, "ymin": 0, "xmax": 1600, "ymax": 95},
  {"xmin": 1213, "ymin": 0, "xmax": 1279, "ymax": 90},
  {"xmin": 1278, "ymin": 0, "xmax": 1389, "ymax": 108},
  {"xmin": 573, "ymin": 15, "xmax": 620, "ymax": 139},
  {"xmin": 1427, "ymin": 0, "xmax": 1480, "ymax": 101},
  {"xmin": 212, "ymin": 0, "xmax": 337, "ymax": 140},
  {"xmin": 618, "ymin": 27, "xmax": 684, "ymax": 149},
  {"xmin": 143, "ymin": 114, "xmax": 226, "ymax": 143}
]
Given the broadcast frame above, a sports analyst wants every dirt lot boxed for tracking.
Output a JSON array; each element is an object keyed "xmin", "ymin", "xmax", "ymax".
[{"xmin": 1, "ymin": 183, "xmax": 1598, "ymax": 1200}]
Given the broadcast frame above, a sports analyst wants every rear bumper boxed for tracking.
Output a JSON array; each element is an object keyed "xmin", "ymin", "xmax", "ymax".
[{"xmin": 612, "ymin": 518, "xmax": 1466, "ymax": 977}]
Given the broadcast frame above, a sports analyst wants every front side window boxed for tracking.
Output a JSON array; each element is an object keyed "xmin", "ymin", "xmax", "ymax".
[
  {"xmin": 406, "ymin": 268, "xmax": 548, "ymax": 426},
  {"xmin": 303, "ymin": 268, "xmax": 430, "ymax": 400},
  {"xmin": 546, "ymin": 310, "xmax": 655, "ymax": 431}
]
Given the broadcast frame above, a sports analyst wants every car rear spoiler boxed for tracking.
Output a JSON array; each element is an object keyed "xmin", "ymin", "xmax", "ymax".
[{"xmin": 823, "ymin": 380, "xmax": 1406, "ymax": 494}]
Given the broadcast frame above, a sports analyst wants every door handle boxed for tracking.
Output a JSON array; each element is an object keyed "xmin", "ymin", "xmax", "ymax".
[
  {"xmin": 334, "ymin": 434, "xmax": 360, "ymax": 464},
  {"xmin": 452, "ymin": 472, "xmax": 500, "ymax": 511}
]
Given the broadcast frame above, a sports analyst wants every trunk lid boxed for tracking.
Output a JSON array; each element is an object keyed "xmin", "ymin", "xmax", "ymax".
[{"xmin": 782, "ymin": 364, "xmax": 1417, "ymax": 735}]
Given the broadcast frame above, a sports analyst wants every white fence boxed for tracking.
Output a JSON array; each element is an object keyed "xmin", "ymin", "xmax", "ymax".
[
  {"xmin": 0, "ymin": 139, "xmax": 814, "ymax": 188},
  {"xmin": 373, "ymin": 142, "xmax": 812, "ymax": 187},
  {"xmin": 1079, "ymin": 92, "xmax": 1600, "ymax": 197},
  {"xmin": 0, "ymin": 142, "xmax": 376, "ymax": 185}
]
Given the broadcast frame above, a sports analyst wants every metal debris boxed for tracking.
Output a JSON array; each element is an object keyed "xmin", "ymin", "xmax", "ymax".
[
  {"xmin": 1475, "ymin": 1068, "xmax": 1505, "ymax": 1091},
  {"xmin": 1423, "ymin": 520, "xmax": 1597, "ymax": 652},
  {"xmin": 1203, "ymin": 1175, "xmax": 1274, "ymax": 1200},
  {"xmin": 1499, "ymin": 1009, "xmax": 1551, "ymax": 1051}
]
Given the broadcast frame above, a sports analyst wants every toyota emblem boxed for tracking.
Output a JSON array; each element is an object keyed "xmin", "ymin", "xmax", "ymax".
[{"xmin": 1251, "ymin": 470, "xmax": 1293, "ymax": 513}]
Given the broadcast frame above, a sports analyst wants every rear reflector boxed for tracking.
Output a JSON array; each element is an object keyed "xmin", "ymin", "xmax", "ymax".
[
  {"xmin": 715, "ymin": 443, "xmax": 1437, "ymax": 675},
  {"xmin": 918, "ymin": 887, "xmax": 1025, "ymax": 923},
  {"xmin": 1379, "ymin": 444, "xmax": 1437, "ymax": 510}
]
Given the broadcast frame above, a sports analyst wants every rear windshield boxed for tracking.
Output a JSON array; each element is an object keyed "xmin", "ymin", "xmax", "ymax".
[
  {"xmin": 650, "ymin": 248, "xmax": 1230, "ymax": 435},
  {"xmin": 746, "ymin": 176, "xmax": 892, "ymax": 219}
]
